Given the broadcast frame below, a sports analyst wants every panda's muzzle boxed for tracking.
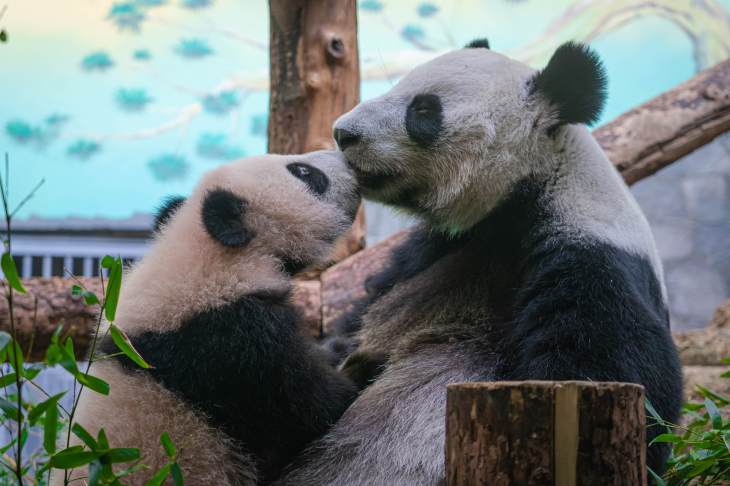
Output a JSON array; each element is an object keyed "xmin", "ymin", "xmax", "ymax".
[{"xmin": 333, "ymin": 127, "xmax": 361, "ymax": 151}]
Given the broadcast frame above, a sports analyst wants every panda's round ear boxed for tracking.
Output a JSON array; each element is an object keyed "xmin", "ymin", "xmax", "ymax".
[
  {"xmin": 530, "ymin": 41, "xmax": 607, "ymax": 128},
  {"xmin": 201, "ymin": 188, "xmax": 254, "ymax": 247},
  {"xmin": 464, "ymin": 38, "xmax": 490, "ymax": 49},
  {"xmin": 154, "ymin": 195, "xmax": 186, "ymax": 232}
]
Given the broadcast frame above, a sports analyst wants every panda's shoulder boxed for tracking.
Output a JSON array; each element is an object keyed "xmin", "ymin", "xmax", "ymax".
[{"xmin": 522, "ymin": 237, "xmax": 666, "ymax": 319}]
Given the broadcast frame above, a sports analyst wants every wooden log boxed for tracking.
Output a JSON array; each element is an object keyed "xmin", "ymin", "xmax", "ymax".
[
  {"xmin": 596, "ymin": 59, "xmax": 730, "ymax": 185},
  {"xmin": 268, "ymin": 0, "xmax": 365, "ymax": 260},
  {"xmin": 445, "ymin": 381, "xmax": 646, "ymax": 486},
  {"xmin": 320, "ymin": 59, "xmax": 730, "ymax": 330}
]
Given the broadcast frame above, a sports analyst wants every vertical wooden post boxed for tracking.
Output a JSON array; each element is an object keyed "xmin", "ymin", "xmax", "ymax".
[
  {"xmin": 268, "ymin": 0, "xmax": 365, "ymax": 257},
  {"xmin": 445, "ymin": 381, "xmax": 647, "ymax": 486}
]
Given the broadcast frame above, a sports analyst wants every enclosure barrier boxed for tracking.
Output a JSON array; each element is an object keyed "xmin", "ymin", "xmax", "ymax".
[{"xmin": 446, "ymin": 381, "xmax": 646, "ymax": 486}]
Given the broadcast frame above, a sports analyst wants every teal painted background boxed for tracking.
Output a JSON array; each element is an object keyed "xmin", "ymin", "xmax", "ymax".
[{"xmin": 3, "ymin": 0, "xmax": 730, "ymax": 222}]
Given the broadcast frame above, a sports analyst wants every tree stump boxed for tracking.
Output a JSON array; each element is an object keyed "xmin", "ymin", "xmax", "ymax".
[{"xmin": 445, "ymin": 381, "xmax": 646, "ymax": 486}]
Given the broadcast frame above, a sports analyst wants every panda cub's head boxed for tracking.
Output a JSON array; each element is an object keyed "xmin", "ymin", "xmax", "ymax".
[
  {"xmin": 333, "ymin": 40, "xmax": 607, "ymax": 234},
  {"xmin": 156, "ymin": 150, "xmax": 360, "ymax": 274}
]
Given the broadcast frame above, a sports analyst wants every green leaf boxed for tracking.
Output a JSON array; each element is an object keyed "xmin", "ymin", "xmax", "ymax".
[
  {"xmin": 115, "ymin": 463, "xmax": 147, "ymax": 479},
  {"xmin": 704, "ymin": 398, "xmax": 723, "ymax": 430},
  {"xmin": 0, "ymin": 397, "xmax": 20, "ymax": 420},
  {"xmin": 110, "ymin": 324, "xmax": 151, "ymax": 369},
  {"xmin": 28, "ymin": 392, "xmax": 65, "ymax": 424},
  {"xmin": 71, "ymin": 423, "xmax": 98, "ymax": 450},
  {"xmin": 23, "ymin": 367, "xmax": 41, "ymax": 381},
  {"xmin": 0, "ymin": 372, "xmax": 17, "ymax": 388},
  {"xmin": 171, "ymin": 462, "xmax": 184, "ymax": 486},
  {"xmin": 651, "ymin": 433, "xmax": 682, "ymax": 444},
  {"xmin": 145, "ymin": 463, "xmax": 171, "ymax": 486},
  {"xmin": 721, "ymin": 357, "xmax": 730, "ymax": 365},
  {"xmin": 97, "ymin": 427, "xmax": 110, "ymax": 450},
  {"xmin": 1, "ymin": 252, "xmax": 26, "ymax": 293},
  {"xmin": 106, "ymin": 447, "xmax": 141, "ymax": 463},
  {"xmin": 43, "ymin": 400, "xmax": 58, "ymax": 454},
  {"xmin": 77, "ymin": 372, "xmax": 110, "ymax": 395},
  {"xmin": 71, "ymin": 285, "xmax": 99, "ymax": 306},
  {"xmin": 100, "ymin": 255, "xmax": 115, "ymax": 269},
  {"xmin": 6, "ymin": 341, "xmax": 23, "ymax": 373},
  {"xmin": 0, "ymin": 332, "xmax": 11, "ymax": 353},
  {"xmin": 160, "ymin": 431, "xmax": 176, "ymax": 458},
  {"xmin": 648, "ymin": 467, "xmax": 667, "ymax": 486},
  {"xmin": 104, "ymin": 256, "xmax": 123, "ymax": 322},
  {"xmin": 88, "ymin": 459, "xmax": 103, "ymax": 486},
  {"xmin": 51, "ymin": 449, "xmax": 98, "ymax": 469},
  {"xmin": 696, "ymin": 385, "xmax": 730, "ymax": 406},
  {"xmin": 723, "ymin": 432, "xmax": 730, "ymax": 453}
]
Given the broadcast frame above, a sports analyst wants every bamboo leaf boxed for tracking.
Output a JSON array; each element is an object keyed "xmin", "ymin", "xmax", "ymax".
[
  {"xmin": 160, "ymin": 432, "xmax": 176, "ymax": 459},
  {"xmin": 145, "ymin": 463, "xmax": 171, "ymax": 486},
  {"xmin": 704, "ymin": 398, "xmax": 724, "ymax": 430},
  {"xmin": 43, "ymin": 401, "xmax": 58, "ymax": 454},
  {"xmin": 0, "ymin": 397, "xmax": 20, "ymax": 420},
  {"xmin": 106, "ymin": 447, "xmax": 141, "ymax": 463},
  {"xmin": 651, "ymin": 433, "xmax": 682, "ymax": 444},
  {"xmin": 110, "ymin": 324, "xmax": 151, "ymax": 369},
  {"xmin": 71, "ymin": 423, "xmax": 98, "ymax": 450},
  {"xmin": 28, "ymin": 392, "xmax": 65, "ymax": 425},
  {"xmin": 104, "ymin": 256, "xmax": 123, "ymax": 322},
  {"xmin": 1, "ymin": 252, "xmax": 26, "ymax": 293},
  {"xmin": 50, "ymin": 449, "xmax": 98, "ymax": 469},
  {"xmin": 71, "ymin": 285, "xmax": 99, "ymax": 306},
  {"xmin": 77, "ymin": 373, "xmax": 110, "ymax": 395},
  {"xmin": 171, "ymin": 462, "xmax": 184, "ymax": 486}
]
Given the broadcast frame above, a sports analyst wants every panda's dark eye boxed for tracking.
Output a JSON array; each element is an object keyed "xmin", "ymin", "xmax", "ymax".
[
  {"xmin": 286, "ymin": 162, "xmax": 329, "ymax": 196},
  {"xmin": 405, "ymin": 94, "xmax": 444, "ymax": 148}
]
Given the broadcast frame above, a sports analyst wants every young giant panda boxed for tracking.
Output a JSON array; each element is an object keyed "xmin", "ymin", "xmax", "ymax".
[
  {"xmin": 277, "ymin": 41, "xmax": 683, "ymax": 484},
  {"xmin": 62, "ymin": 151, "xmax": 359, "ymax": 486}
]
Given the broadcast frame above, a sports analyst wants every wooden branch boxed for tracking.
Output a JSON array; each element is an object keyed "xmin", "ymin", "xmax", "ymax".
[
  {"xmin": 596, "ymin": 58, "xmax": 730, "ymax": 184},
  {"xmin": 321, "ymin": 59, "xmax": 730, "ymax": 330},
  {"xmin": 268, "ymin": 0, "xmax": 365, "ymax": 260},
  {"xmin": 445, "ymin": 381, "xmax": 646, "ymax": 486}
]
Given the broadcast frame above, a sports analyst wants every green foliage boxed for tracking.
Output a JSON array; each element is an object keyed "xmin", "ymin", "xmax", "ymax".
[{"xmin": 649, "ymin": 358, "xmax": 730, "ymax": 485}]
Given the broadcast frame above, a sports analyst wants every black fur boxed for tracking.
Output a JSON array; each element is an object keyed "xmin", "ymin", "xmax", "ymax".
[
  {"xmin": 286, "ymin": 163, "xmax": 329, "ymax": 196},
  {"xmin": 153, "ymin": 195, "xmax": 186, "ymax": 232},
  {"xmin": 465, "ymin": 38, "xmax": 490, "ymax": 49},
  {"xmin": 405, "ymin": 94, "xmax": 444, "ymax": 148},
  {"xmin": 102, "ymin": 291, "xmax": 357, "ymax": 483},
  {"xmin": 201, "ymin": 188, "xmax": 254, "ymax": 247},
  {"xmin": 531, "ymin": 41, "xmax": 608, "ymax": 128},
  {"xmin": 351, "ymin": 176, "xmax": 682, "ymax": 473}
]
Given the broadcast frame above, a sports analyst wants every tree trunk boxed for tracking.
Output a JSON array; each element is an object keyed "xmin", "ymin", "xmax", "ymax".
[
  {"xmin": 268, "ymin": 0, "xmax": 365, "ymax": 261},
  {"xmin": 445, "ymin": 381, "xmax": 646, "ymax": 486}
]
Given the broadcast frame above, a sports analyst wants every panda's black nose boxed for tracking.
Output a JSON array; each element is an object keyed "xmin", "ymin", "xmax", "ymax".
[{"xmin": 333, "ymin": 127, "xmax": 360, "ymax": 150}]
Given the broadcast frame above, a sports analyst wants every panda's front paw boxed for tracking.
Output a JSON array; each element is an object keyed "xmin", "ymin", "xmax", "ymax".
[{"xmin": 340, "ymin": 350, "xmax": 388, "ymax": 390}]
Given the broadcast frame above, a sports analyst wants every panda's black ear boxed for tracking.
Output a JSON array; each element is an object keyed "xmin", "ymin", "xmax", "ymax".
[
  {"xmin": 154, "ymin": 195, "xmax": 186, "ymax": 232},
  {"xmin": 201, "ymin": 188, "xmax": 254, "ymax": 247},
  {"xmin": 465, "ymin": 38, "xmax": 489, "ymax": 49},
  {"xmin": 531, "ymin": 41, "xmax": 607, "ymax": 128}
]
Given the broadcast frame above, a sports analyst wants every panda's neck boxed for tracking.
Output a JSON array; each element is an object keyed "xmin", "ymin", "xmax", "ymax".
[{"xmin": 114, "ymin": 218, "xmax": 290, "ymax": 336}]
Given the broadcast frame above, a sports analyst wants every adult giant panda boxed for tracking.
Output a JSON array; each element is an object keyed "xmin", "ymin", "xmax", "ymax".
[
  {"xmin": 62, "ymin": 151, "xmax": 360, "ymax": 486},
  {"xmin": 277, "ymin": 41, "xmax": 683, "ymax": 484}
]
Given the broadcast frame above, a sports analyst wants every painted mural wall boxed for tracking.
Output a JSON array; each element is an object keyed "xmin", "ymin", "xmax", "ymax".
[{"xmin": 3, "ymin": 0, "xmax": 729, "ymax": 222}]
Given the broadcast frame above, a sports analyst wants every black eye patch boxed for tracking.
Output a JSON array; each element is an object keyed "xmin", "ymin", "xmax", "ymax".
[
  {"xmin": 405, "ymin": 94, "xmax": 443, "ymax": 148},
  {"xmin": 287, "ymin": 163, "xmax": 329, "ymax": 196}
]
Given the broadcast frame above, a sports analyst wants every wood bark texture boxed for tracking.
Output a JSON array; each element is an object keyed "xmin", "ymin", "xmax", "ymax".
[{"xmin": 445, "ymin": 381, "xmax": 646, "ymax": 486}]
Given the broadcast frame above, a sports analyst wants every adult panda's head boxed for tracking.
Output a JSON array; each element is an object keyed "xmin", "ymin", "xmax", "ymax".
[
  {"xmin": 333, "ymin": 40, "xmax": 607, "ymax": 234},
  {"xmin": 118, "ymin": 151, "xmax": 359, "ymax": 333}
]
